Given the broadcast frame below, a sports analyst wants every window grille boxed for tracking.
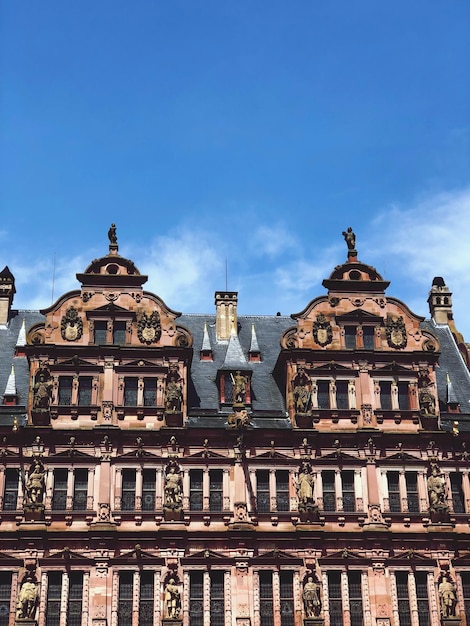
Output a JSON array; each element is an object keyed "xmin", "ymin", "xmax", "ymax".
[
  {"xmin": 58, "ymin": 377, "xmax": 73, "ymax": 405},
  {"xmin": 124, "ymin": 378, "xmax": 138, "ymax": 406},
  {"xmin": 121, "ymin": 470, "xmax": 136, "ymax": 511},
  {"xmin": 190, "ymin": 470, "xmax": 203, "ymax": 511},
  {"xmin": 280, "ymin": 571, "xmax": 294, "ymax": 626},
  {"xmin": 259, "ymin": 571, "xmax": 274, "ymax": 626},
  {"xmin": 142, "ymin": 469, "xmax": 155, "ymax": 511},
  {"xmin": 139, "ymin": 571, "xmax": 154, "ymax": 626},
  {"xmin": 52, "ymin": 469, "xmax": 68, "ymax": 510},
  {"xmin": 276, "ymin": 470, "xmax": 290, "ymax": 512},
  {"xmin": 0, "ymin": 572, "xmax": 11, "ymax": 626},
  {"xmin": 78, "ymin": 377, "xmax": 92, "ymax": 406},
  {"xmin": 67, "ymin": 572, "xmax": 83, "ymax": 626},
  {"xmin": 327, "ymin": 571, "xmax": 343, "ymax": 626},
  {"xmin": 405, "ymin": 473, "xmax": 419, "ymax": 513},
  {"xmin": 143, "ymin": 378, "xmax": 157, "ymax": 407},
  {"xmin": 209, "ymin": 470, "xmax": 223, "ymax": 511},
  {"xmin": 387, "ymin": 472, "xmax": 401, "ymax": 513},
  {"xmin": 342, "ymin": 471, "xmax": 356, "ymax": 512},
  {"xmin": 117, "ymin": 572, "xmax": 133, "ymax": 626},
  {"xmin": 348, "ymin": 571, "xmax": 364, "ymax": 626},
  {"xmin": 3, "ymin": 468, "xmax": 18, "ymax": 510},
  {"xmin": 256, "ymin": 470, "xmax": 270, "ymax": 513},
  {"xmin": 73, "ymin": 469, "xmax": 88, "ymax": 511},
  {"xmin": 189, "ymin": 571, "xmax": 203, "ymax": 626},
  {"xmin": 322, "ymin": 470, "xmax": 336, "ymax": 512},
  {"xmin": 415, "ymin": 572, "xmax": 430, "ymax": 626},
  {"xmin": 45, "ymin": 572, "xmax": 62, "ymax": 626},
  {"xmin": 210, "ymin": 571, "xmax": 225, "ymax": 626},
  {"xmin": 395, "ymin": 572, "xmax": 411, "ymax": 626}
]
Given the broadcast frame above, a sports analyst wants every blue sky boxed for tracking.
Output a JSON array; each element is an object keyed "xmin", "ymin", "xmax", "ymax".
[{"xmin": 1, "ymin": 2, "xmax": 470, "ymax": 333}]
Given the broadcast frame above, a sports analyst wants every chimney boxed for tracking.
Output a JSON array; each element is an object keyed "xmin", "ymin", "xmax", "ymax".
[
  {"xmin": 0, "ymin": 266, "xmax": 16, "ymax": 326},
  {"xmin": 215, "ymin": 291, "xmax": 238, "ymax": 341},
  {"xmin": 428, "ymin": 277, "xmax": 453, "ymax": 325}
]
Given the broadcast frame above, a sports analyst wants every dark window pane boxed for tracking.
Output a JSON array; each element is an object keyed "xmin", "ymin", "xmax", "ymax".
[
  {"xmin": 342, "ymin": 471, "xmax": 356, "ymax": 512},
  {"xmin": 345, "ymin": 326, "xmax": 356, "ymax": 349},
  {"xmin": 190, "ymin": 572, "xmax": 204, "ymax": 626},
  {"xmin": 461, "ymin": 572, "xmax": 470, "ymax": 621},
  {"xmin": 276, "ymin": 470, "xmax": 290, "ymax": 512},
  {"xmin": 327, "ymin": 572, "xmax": 343, "ymax": 626},
  {"xmin": 0, "ymin": 572, "xmax": 11, "ymax": 626},
  {"xmin": 323, "ymin": 470, "xmax": 336, "ymax": 512},
  {"xmin": 144, "ymin": 378, "xmax": 156, "ymax": 407},
  {"xmin": 395, "ymin": 572, "xmax": 411, "ymax": 626},
  {"xmin": 121, "ymin": 470, "xmax": 136, "ymax": 511},
  {"xmin": 190, "ymin": 470, "xmax": 203, "ymax": 511},
  {"xmin": 113, "ymin": 321, "xmax": 126, "ymax": 345},
  {"xmin": 3, "ymin": 468, "xmax": 18, "ymax": 510},
  {"xmin": 259, "ymin": 572, "xmax": 274, "ymax": 626},
  {"xmin": 118, "ymin": 572, "xmax": 133, "ymax": 626},
  {"xmin": 52, "ymin": 469, "xmax": 68, "ymax": 510},
  {"xmin": 46, "ymin": 572, "xmax": 62, "ymax": 626},
  {"xmin": 94, "ymin": 321, "xmax": 107, "ymax": 344},
  {"xmin": 124, "ymin": 378, "xmax": 138, "ymax": 406},
  {"xmin": 317, "ymin": 380, "xmax": 330, "ymax": 409},
  {"xmin": 58, "ymin": 377, "xmax": 73, "ymax": 405},
  {"xmin": 363, "ymin": 327, "xmax": 375, "ymax": 350},
  {"xmin": 68, "ymin": 572, "xmax": 83, "ymax": 626},
  {"xmin": 450, "ymin": 473, "xmax": 465, "ymax": 513},
  {"xmin": 388, "ymin": 471, "xmax": 401, "ymax": 513},
  {"xmin": 210, "ymin": 572, "xmax": 225, "ymax": 626},
  {"xmin": 257, "ymin": 470, "xmax": 270, "ymax": 513},
  {"xmin": 348, "ymin": 572, "xmax": 363, "ymax": 626},
  {"xmin": 398, "ymin": 382, "xmax": 410, "ymax": 410},
  {"xmin": 140, "ymin": 571, "xmax": 154, "ymax": 626},
  {"xmin": 406, "ymin": 473, "xmax": 419, "ymax": 513},
  {"xmin": 336, "ymin": 381, "xmax": 349, "ymax": 410},
  {"xmin": 142, "ymin": 469, "xmax": 155, "ymax": 511},
  {"xmin": 415, "ymin": 572, "xmax": 430, "ymax": 626},
  {"xmin": 78, "ymin": 377, "xmax": 92, "ymax": 406},
  {"xmin": 380, "ymin": 381, "xmax": 392, "ymax": 410},
  {"xmin": 210, "ymin": 470, "xmax": 223, "ymax": 512},
  {"xmin": 280, "ymin": 572, "xmax": 294, "ymax": 626},
  {"xmin": 73, "ymin": 469, "xmax": 88, "ymax": 511}
]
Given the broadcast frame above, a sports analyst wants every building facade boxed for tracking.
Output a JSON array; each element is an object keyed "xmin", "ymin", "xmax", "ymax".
[{"xmin": 0, "ymin": 227, "xmax": 469, "ymax": 626}]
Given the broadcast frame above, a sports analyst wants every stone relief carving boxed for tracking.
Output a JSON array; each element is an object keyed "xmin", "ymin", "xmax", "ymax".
[
  {"xmin": 137, "ymin": 311, "xmax": 161, "ymax": 344},
  {"xmin": 385, "ymin": 315, "xmax": 407, "ymax": 349},
  {"xmin": 312, "ymin": 313, "xmax": 333, "ymax": 348},
  {"xmin": 60, "ymin": 306, "xmax": 83, "ymax": 341}
]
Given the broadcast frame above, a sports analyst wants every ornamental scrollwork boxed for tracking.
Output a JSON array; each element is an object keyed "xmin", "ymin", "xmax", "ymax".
[
  {"xmin": 385, "ymin": 315, "xmax": 407, "ymax": 349},
  {"xmin": 312, "ymin": 313, "xmax": 333, "ymax": 347},
  {"xmin": 61, "ymin": 306, "xmax": 83, "ymax": 341},
  {"xmin": 137, "ymin": 311, "xmax": 161, "ymax": 344}
]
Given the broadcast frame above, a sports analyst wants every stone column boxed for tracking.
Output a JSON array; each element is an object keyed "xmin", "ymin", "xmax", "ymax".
[
  {"xmin": 81, "ymin": 572, "xmax": 90, "ymax": 626},
  {"xmin": 203, "ymin": 570, "xmax": 210, "ymax": 626},
  {"xmin": 269, "ymin": 469, "xmax": 276, "ymax": 512},
  {"xmin": 87, "ymin": 467, "xmax": 94, "ymax": 511},
  {"xmin": 335, "ymin": 470, "xmax": 343, "ymax": 512},
  {"xmin": 224, "ymin": 570, "xmax": 231, "ymax": 626},
  {"xmin": 135, "ymin": 467, "xmax": 143, "ymax": 511},
  {"xmin": 341, "ymin": 571, "xmax": 350, "ymax": 626},
  {"xmin": 66, "ymin": 467, "xmax": 74, "ymax": 511},
  {"xmin": 461, "ymin": 469, "xmax": 470, "ymax": 513},
  {"xmin": 60, "ymin": 571, "xmax": 68, "ymax": 626},
  {"xmin": 203, "ymin": 469, "xmax": 210, "ymax": 511},
  {"xmin": 389, "ymin": 571, "xmax": 399, "ymax": 626},
  {"xmin": 272, "ymin": 570, "xmax": 281, "ymax": 626},
  {"xmin": 153, "ymin": 571, "xmax": 161, "ymax": 626},
  {"xmin": 322, "ymin": 571, "xmax": 330, "ymax": 626},
  {"xmin": 132, "ymin": 571, "xmax": 140, "ymax": 626},
  {"xmin": 409, "ymin": 572, "xmax": 419, "ymax": 626}
]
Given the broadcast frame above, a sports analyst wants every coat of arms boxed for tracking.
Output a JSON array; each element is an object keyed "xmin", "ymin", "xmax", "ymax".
[
  {"xmin": 385, "ymin": 315, "xmax": 407, "ymax": 349},
  {"xmin": 60, "ymin": 307, "xmax": 83, "ymax": 341},
  {"xmin": 137, "ymin": 311, "xmax": 162, "ymax": 344},
  {"xmin": 312, "ymin": 313, "xmax": 333, "ymax": 347}
]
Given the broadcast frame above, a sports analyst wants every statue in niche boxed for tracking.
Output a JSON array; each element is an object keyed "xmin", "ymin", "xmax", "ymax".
[
  {"xmin": 16, "ymin": 574, "xmax": 38, "ymax": 620},
  {"xmin": 427, "ymin": 464, "xmax": 449, "ymax": 520},
  {"xmin": 231, "ymin": 370, "xmax": 247, "ymax": 405},
  {"xmin": 439, "ymin": 574, "xmax": 457, "ymax": 618},
  {"xmin": 342, "ymin": 226, "xmax": 356, "ymax": 251},
  {"xmin": 32, "ymin": 368, "xmax": 53, "ymax": 414},
  {"xmin": 164, "ymin": 464, "xmax": 183, "ymax": 510},
  {"xmin": 292, "ymin": 366, "xmax": 311, "ymax": 413},
  {"xmin": 165, "ymin": 365, "xmax": 183, "ymax": 413},
  {"xmin": 297, "ymin": 462, "xmax": 317, "ymax": 516},
  {"xmin": 25, "ymin": 458, "xmax": 46, "ymax": 506},
  {"xmin": 302, "ymin": 575, "xmax": 321, "ymax": 618},
  {"xmin": 108, "ymin": 223, "xmax": 117, "ymax": 244},
  {"xmin": 164, "ymin": 578, "xmax": 181, "ymax": 619},
  {"xmin": 419, "ymin": 386, "xmax": 436, "ymax": 417}
]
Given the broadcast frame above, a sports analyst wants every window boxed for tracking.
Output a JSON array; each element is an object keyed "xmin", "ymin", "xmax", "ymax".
[
  {"xmin": 113, "ymin": 321, "xmax": 126, "ymax": 345},
  {"xmin": 398, "ymin": 382, "xmax": 411, "ymax": 410},
  {"xmin": 143, "ymin": 378, "xmax": 157, "ymax": 407},
  {"xmin": 0, "ymin": 573, "xmax": 11, "ymax": 626},
  {"xmin": 94, "ymin": 321, "xmax": 107, "ymax": 344},
  {"xmin": 256, "ymin": 470, "xmax": 270, "ymax": 513},
  {"xmin": 342, "ymin": 471, "xmax": 356, "ymax": 512},
  {"xmin": 387, "ymin": 472, "xmax": 401, "ymax": 513},
  {"xmin": 58, "ymin": 376, "xmax": 73, "ymax": 405},
  {"xmin": 124, "ymin": 378, "xmax": 138, "ymax": 406},
  {"xmin": 45, "ymin": 572, "xmax": 62, "ymax": 626},
  {"xmin": 67, "ymin": 573, "xmax": 84, "ymax": 626},
  {"xmin": 121, "ymin": 470, "xmax": 136, "ymax": 511},
  {"xmin": 327, "ymin": 572, "xmax": 343, "ymax": 626},
  {"xmin": 317, "ymin": 380, "xmax": 330, "ymax": 409},
  {"xmin": 348, "ymin": 571, "xmax": 364, "ymax": 626},
  {"xmin": 322, "ymin": 470, "xmax": 336, "ymax": 512},
  {"xmin": 276, "ymin": 470, "xmax": 290, "ymax": 512},
  {"xmin": 78, "ymin": 377, "xmax": 92, "ymax": 406},
  {"xmin": 322, "ymin": 471, "xmax": 355, "ymax": 512},
  {"xmin": 52, "ymin": 469, "xmax": 68, "ymax": 510},
  {"xmin": 362, "ymin": 326, "xmax": 375, "ymax": 350},
  {"xmin": 450, "ymin": 472, "xmax": 465, "ymax": 513},
  {"xmin": 405, "ymin": 473, "xmax": 419, "ymax": 513},
  {"xmin": 210, "ymin": 571, "xmax": 225, "ymax": 626},
  {"xmin": 3, "ymin": 468, "xmax": 19, "ymax": 510},
  {"xmin": 139, "ymin": 571, "xmax": 154, "ymax": 626},
  {"xmin": 259, "ymin": 571, "xmax": 274, "ymax": 626},
  {"xmin": 415, "ymin": 572, "xmax": 430, "ymax": 626},
  {"xmin": 395, "ymin": 572, "xmax": 411, "ymax": 626},
  {"xmin": 461, "ymin": 572, "xmax": 470, "ymax": 619},
  {"xmin": 209, "ymin": 470, "xmax": 223, "ymax": 511},
  {"xmin": 142, "ymin": 469, "xmax": 155, "ymax": 511},
  {"xmin": 189, "ymin": 571, "xmax": 203, "ymax": 626},
  {"xmin": 345, "ymin": 326, "xmax": 356, "ymax": 349},
  {"xmin": 280, "ymin": 571, "xmax": 294, "ymax": 626},
  {"xmin": 379, "ymin": 382, "xmax": 392, "ymax": 410},
  {"xmin": 73, "ymin": 469, "xmax": 88, "ymax": 511},
  {"xmin": 117, "ymin": 572, "xmax": 133, "ymax": 626},
  {"xmin": 336, "ymin": 381, "xmax": 349, "ymax": 410},
  {"xmin": 190, "ymin": 470, "xmax": 203, "ymax": 511}
]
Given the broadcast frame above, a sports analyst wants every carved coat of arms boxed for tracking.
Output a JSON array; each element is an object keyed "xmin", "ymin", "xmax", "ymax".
[
  {"xmin": 312, "ymin": 313, "xmax": 333, "ymax": 347},
  {"xmin": 60, "ymin": 307, "xmax": 83, "ymax": 341},
  {"xmin": 137, "ymin": 311, "xmax": 161, "ymax": 344},
  {"xmin": 385, "ymin": 315, "xmax": 407, "ymax": 349}
]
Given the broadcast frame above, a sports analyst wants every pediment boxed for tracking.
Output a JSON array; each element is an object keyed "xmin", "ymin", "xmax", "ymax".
[
  {"xmin": 319, "ymin": 548, "xmax": 368, "ymax": 564},
  {"xmin": 375, "ymin": 362, "xmax": 413, "ymax": 373},
  {"xmin": 252, "ymin": 549, "xmax": 302, "ymax": 565},
  {"xmin": 41, "ymin": 548, "xmax": 95, "ymax": 565},
  {"xmin": 112, "ymin": 547, "xmax": 164, "ymax": 564},
  {"xmin": 385, "ymin": 452, "xmax": 420, "ymax": 462},
  {"xmin": 388, "ymin": 549, "xmax": 434, "ymax": 564},
  {"xmin": 86, "ymin": 303, "xmax": 134, "ymax": 316},
  {"xmin": 50, "ymin": 449, "xmax": 95, "ymax": 459},
  {"xmin": 124, "ymin": 359, "xmax": 162, "ymax": 368},
  {"xmin": 116, "ymin": 449, "xmax": 160, "ymax": 459},
  {"xmin": 255, "ymin": 450, "xmax": 290, "ymax": 459},
  {"xmin": 311, "ymin": 362, "xmax": 351, "ymax": 372},
  {"xmin": 181, "ymin": 549, "xmax": 231, "ymax": 565},
  {"xmin": 318, "ymin": 451, "xmax": 359, "ymax": 462},
  {"xmin": 0, "ymin": 551, "xmax": 23, "ymax": 566},
  {"xmin": 57, "ymin": 357, "xmax": 96, "ymax": 367},
  {"xmin": 335, "ymin": 310, "xmax": 383, "ymax": 324},
  {"xmin": 188, "ymin": 450, "xmax": 226, "ymax": 459}
]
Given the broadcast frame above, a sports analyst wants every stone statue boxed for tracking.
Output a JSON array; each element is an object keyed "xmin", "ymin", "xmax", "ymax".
[
  {"xmin": 32, "ymin": 368, "xmax": 53, "ymax": 413},
  {"xmin": 439, "ymin": 575, "xmax": 457, "ymax": 618},
  {"xmin": 165, "ymin": 365, "xmax": 183, "ymax": 413},
  {"xmin": 419, "ymin": 386, "xmax": 436, "ymax": 416},
  {"xmin": 164, "ymin": 465, "xmax": 182, "ymax": 510},
  {"xmin": 164, "ymin": 578, "xmax": 181, "ymax": 619},
  {"xmin": 231, "ymin": 370, "xmax": 247, "ymax": 405},
  {"xmin": 25, "ymin": 458, "xmax": 46, "ymax": 506},
  {"xmin": 342, "ymin": 227, "xmax": 356, "ymax": 251},
  {"xmin": 427, "ymin": 464, "xmax": 449, "ymax": 521},
  {"xmin": 292, "ymin": 366, "xmax": 311, "ymax": 413},
  {"xmin": 108, "ymin": 223, "xmax": 117, "ymax": 244},
  {"xmin": 297, "ymin": 462, "xmax": 316, "ymax": 512},
  {"xmin": 16, "ymin": 575, "xmax": 38, "ymax": 620},
  {"xmin": 302, "ymin": 575, "xmax": 321, "ymax": 618}
]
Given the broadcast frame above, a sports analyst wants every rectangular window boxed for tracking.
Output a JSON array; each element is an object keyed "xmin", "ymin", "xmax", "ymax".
[
  {"xmin": 113, "ymin": 321, "xmax": 126, "ymax": 345},
  {"xmin": 143, "ymin": 378, "xmax": 157, "ymax": 407},
  {"xmin": 0, "ymin": 573, "xmax": 11, "ymax": 626},
  {"xmin": 124, "ymin": 378, "xmax": 138, "ymax": 406},
  {"xmin": 223, "ymin": 375, "xmax": 234, "ymax": 404},
  {"xmin": 117, "ymin": 572, "xmax": 133, "ymax": 626},
  {"xmin": 342, "ymin": 470, "xmax": 356, "ymax": 513},
  {"xmin": 363, "ymin": 326, "xmax": 375, "ymax": 350},
  {"xmin": 121, "ymin": 470, "xmax": 136, "ymax": 511},
  {"xmin": 327, "ymin": 571, "xmax": 343, "ymax": 626},
  {"xmin": 345, "ymin": 326, "xmax": 356, "ymax": 349},
  {"xmin": 78, "ymin": 377, "xmax": 92, "ymax": 406},
  {"xmin": 348, "ymin": 571, "xmax": 364, "ymax": 626},
  {"xmin": 58, "ymin": 376, "xmax": 73, "ymax": 405},
  {"xmin": 336, "ymin": 381, "xmax": 349, "ymax": 410},
  {"xmin": 276, "ymin": 470, "xmax": 290, "ymax": 512},
  {"xmin": 210, "ymin": 571, "xmax": 225, "ymax": 626},
  {"xmin": 257, "ymin": 470, "xmax": 270, "ymax": 513},
  {"xmin": 209, "ymin": 470, "xmax": 223, "ymax": 512},
  {"xmin": 415, "ymin": 572, "xmax": 430, "ymax": 626},
  {"xmin": 317, "ymin": 380, "xmax": 330, "ymax": 409},
  {"xmin": 395, "ymin": 572, "xmax": 411, "ymax": 626},
  {"xmin": 190, "ymin": 470, "xmax": 203, "ymax": 511},
  {"xmin": 387, "ymin": 471, "xmax": 401, "ymax": 513},
  {"xmin": 405, "ymin": 473, "xmax": 419, "ymax": 513},
  {"xmin": 142, "ymin": 469, "xmax": 155, "ymax": 512},
  {"xmin": 322, "ymin": 470, "xmax": 336, "ymax": 512},
  {"xmin": 73, "ymin": 469, "xmax": 88, "ymax": 511},
  {"xmin": 52, "ymin": 469, "xmax": 68, "ymax": 510},
  {"xmin": 67, "ymin": 572, "xmax": 83, "ymax": 626},
  {"xmin": 45, "ymin": 572, "xmax": 62, "ymax": 626},
  {"xmin": 3, "ymin": 468, "xmax": 18, "ymax": 510},
  {"xmin": 280, "ymin": 571, "xmax": 294, "ymax": 626},
  {"xmin": 380, "ymin": 382, "xmax": 392, "ymax": 410},
  {"xmin": 94, "ymin": 321, "xmax": 107, "ymax": 344},
  {"xmin": 461, "ymin": 572, "xmax": 470, "ymax": 620},
  {"xmin": 259, "ymin": 571, "xmax": 274, "ymax": 626},
  {"xmin": 139, "ymin": 571, "xmax": 154, "ymax": 626},
  {"xmin": 189, "ymin": 571, "xmax": 204, "ymax": 626},
  {"xmin": 450, "ymin": 473, "xmax": 465, "ymax": 513},
  {"xmin": 398, "ymin": 382, "xmax": 410, "ymax": 410}
]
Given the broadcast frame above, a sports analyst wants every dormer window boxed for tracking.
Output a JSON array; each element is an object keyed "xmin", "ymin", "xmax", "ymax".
[{"xmin": 218, "ymin": 371, "xmax": 251, "ymax": 406}]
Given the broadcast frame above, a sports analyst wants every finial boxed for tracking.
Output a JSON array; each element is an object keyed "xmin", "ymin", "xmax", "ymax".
[
  {"xmin": 108, "ymin": 223, "xmax": 118, "ymax": 253},
  {"xmin": 342, "ymin": 227, "xmax": 357, "ymax": 259}
]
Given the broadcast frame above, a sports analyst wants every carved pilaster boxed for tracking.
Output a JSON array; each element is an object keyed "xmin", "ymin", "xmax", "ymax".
[
  {"xmin": 82, "ymin": 572, "xmax": 90, "ymax": 626},
  {"xmin": 390, "ymin": 572, "xmax": 399, "ymax": 626},
  {"xmin": 253, "ymin": 571, "xmax": 260, "ymax": 626},
  {"xmin": 273, "ymin": 571, "xmax": 280, "ymax": 626},
  {"xmin": 203, "ymin": 571, "xmax": 210, "ymax": 626},
  {"xmin": 408, "ymin": 572, "xmax": 418, "ymax": 626},
  {"xmin": 111, "ymin": 570, "xmax": 119, "ymax": 626},
  {"xmin": 183, "ymin": 571, "xmax": 190, "ymax": 626},
  {"xmin": 361, "ymin": 571, "xmax": 372, "ymax": 626},
  {"xmin": 224, "ymin": 570, "xmax": 231, "ymax": 626},
  {"xmin": 321, "ymin": 572, "xmax": 329, "ymax": 626}
]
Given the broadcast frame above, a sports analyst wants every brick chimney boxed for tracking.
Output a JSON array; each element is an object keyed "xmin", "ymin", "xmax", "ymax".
[{"xmin": 215, "ymin": 291, "xmax": 238, "ymax": 341}]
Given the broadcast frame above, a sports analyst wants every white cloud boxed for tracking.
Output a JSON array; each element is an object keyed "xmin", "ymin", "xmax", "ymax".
[{"xmin": 248, "ymin": 224, "xmax": 297, "ymax": 258}]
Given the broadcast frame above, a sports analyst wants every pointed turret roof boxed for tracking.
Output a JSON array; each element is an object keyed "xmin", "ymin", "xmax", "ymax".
[
  {"xmin": 249, "ymin": 324, "xmax": 260, "ymax": 353},
  {"xmin": 201, "ymin": 322, "xmax": 212, "ymax": 352},
  {"xmin": 4, "ymin": 366, "xmax": 16, "ymax": 397},
  {"xmin": 16, "ymin": 319, "xmax": 26, "ymax": 348},
  {"xmin": 222, "ymin": 324, "xmax": 247, "ymax": 369}
]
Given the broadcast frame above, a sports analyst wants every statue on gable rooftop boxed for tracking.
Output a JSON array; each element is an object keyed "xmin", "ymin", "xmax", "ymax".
[
  {"xmin": 342, "ymin": 226, "xmax": 356, "ymax": 252},
  {"xmin": 108, "ymin": 223, "xmax": 117, "ymax": 245}
]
